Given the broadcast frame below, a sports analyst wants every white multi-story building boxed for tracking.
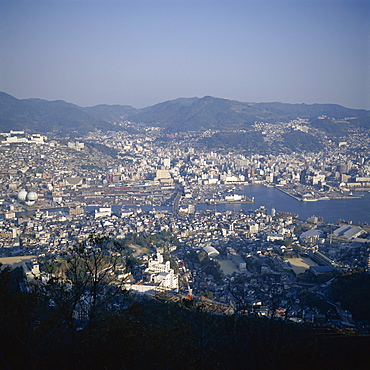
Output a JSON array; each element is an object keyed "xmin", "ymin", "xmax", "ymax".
[
  {"xmin": 146, "ymin": 252, "xmax": 179, "ymax": 292},
  {"xmin": 125, "ymin": 252, "xmax": 179, "ymax": 295},
  {"xmin": 94, "ymin": 207, "xmax": 112, "ymax": 218},
  {"xmin": 163, "ymin": 157, "xmax": 171, "ymax": 169}
]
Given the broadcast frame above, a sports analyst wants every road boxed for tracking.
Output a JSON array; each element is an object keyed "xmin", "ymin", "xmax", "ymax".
[{"xmin": 172, "ymin": 182, "xmax": 184, "ymax": 214}]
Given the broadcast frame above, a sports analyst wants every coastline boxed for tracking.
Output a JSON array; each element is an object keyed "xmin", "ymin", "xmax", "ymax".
[{"xmin": 273, "ymin": 184, "xmax": 364, "ymax": 202}]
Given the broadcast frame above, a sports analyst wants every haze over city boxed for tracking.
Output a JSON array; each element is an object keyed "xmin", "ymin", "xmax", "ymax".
[{"xmin": 1, "ymin": 0, "xmax": 369, "ymax": 109}]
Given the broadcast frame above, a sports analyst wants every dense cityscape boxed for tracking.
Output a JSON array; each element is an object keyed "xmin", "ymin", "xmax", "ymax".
[
  {"xmin": 1, "ymin": 123, "xmax": 369, "ymax": 335},
  {"xmin": 2, "ymin": 0, "xmax": 370, "ymax": 367}
]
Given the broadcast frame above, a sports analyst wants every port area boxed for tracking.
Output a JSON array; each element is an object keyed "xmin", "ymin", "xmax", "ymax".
[
  {"xmin": 205, "ymin": 197, "xmax": 254, "ymax": 205},
  {"xmin": 274, "ymin": 183, "xmax": 364, "ymax": 202},
  {"xmin": 179, "ymin": 184, "xmax": 255, "ymax": 207}
]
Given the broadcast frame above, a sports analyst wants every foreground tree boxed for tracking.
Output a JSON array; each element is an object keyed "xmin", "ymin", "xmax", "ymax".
[{"xmin": 42, "ymin": 234, "xmax": 129, "ymax": 334}]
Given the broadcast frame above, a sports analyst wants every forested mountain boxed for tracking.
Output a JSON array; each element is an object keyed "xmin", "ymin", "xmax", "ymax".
[
  {"xmin": 128, "ymin": 97, "xmax": 370, "ymax": 133},
  {"xmin": 253, "ymin": 102, "xmax": 369, "ymax": 120},
  {"xmin": 82, "ymin": 104, "xmax": 138, "ymax": 122},
  {"xmin": 0, "ymin": 92, "xmax": 117, "ymax": 135},
  {"xmin": 1, "ymin": 92, "xmax": 369, "ymax": 137},
  {"xmin": 127, "ymin": 96, "xmax": 284, "ymax": 131}
]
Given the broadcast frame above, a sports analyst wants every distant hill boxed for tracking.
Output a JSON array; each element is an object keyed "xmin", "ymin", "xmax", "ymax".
[
  {"xmin": 0, "ymin": 92, "xmax": 122, "ymax": 136},
  {"xmin": 197, "ymin": 129, "xmax": 325, "ymax": 154},
  {"xmin": 127, "ymin": 97, "xmax": 370, "ymax": 132},
  {"xmin": 82, "ymin": 104, "xmax": 138, "ymax": 122},
  {"xmin": 127, "ymin": 96, "xmax": 286, "ymax": 132},
  {"xmin": 1, "ymin": 92, "xmax": 369, "ymax": 137},
  {"xmin": 253, "ymin": 102, "xmax": 369, "ymax": 120}
]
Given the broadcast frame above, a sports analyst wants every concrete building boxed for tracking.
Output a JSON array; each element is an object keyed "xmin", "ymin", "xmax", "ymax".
[
  {"xmin": 333, "ymin": 225, "xmax": 365, "ymax": 240},
  {"xmin": 163, "ymin": 158, "xmax": 171, "ymax": 169},
  {"xmin": 231, "ymin": 254, "xmax": 247, "ymax": 272},
  {"xmin": 139, "ymin": 252, "xmax": 179, "ymax": 292},
  {"xmin": 94, "ymin": 207, "xmax": 112, "ymax": 218},
  {"xmin": 203, "ymin": 246, "xmax": 220, "ymax": 258},
  {"xmin": 300, "ymin": 229, "xmax": 322, "ymax": 243}
]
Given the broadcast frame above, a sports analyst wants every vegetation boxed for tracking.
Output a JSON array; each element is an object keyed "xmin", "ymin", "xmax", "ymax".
[
  {"xmin": 185, "ymin": 250, "xmax": 223, "ymax": 282},
  {"xmin": 123, "ymin": 230, "xmax": 179, "ymax": 249},
  {"xmin": 1, "ymin": 263, "xmax": 369, "ymax": 369},
  {"xmin": 299, "ymin": 290, "xmax": 332, "ymax": 313},
  {"xmin": 294, "ymin": 224, "xmax": 310, "ymax": 233},
  {"xmin": 330, "ymin": 269, "xmax": 370, "ymax": 321},
  {"xmin": 0, "ymin": 92, "xmax": 114, "ymax": 135},
  {"xmin": 198, "ymin": 290, "xmax": 214, "ymax": 300},
  {"xmin": 1, "ymin": 92, "xmax": 368, "ymax": 138},
  {"xmin": 199, "ymin": 131, "xmax": 266, "ymax": 152},
  {"xmin": 86, "ymin": 142, "xmax": 119, "ymax": 158},
  {"xmin": 1, "ymin": 257, "xmax": 370, "ymax": 369},
  {"xmin": 310, "ymin": 117, "xmax": 350, "ymax": 136},
  {"xmin": 80, "ymin": 163, "xmax": 100, "ymax": 170},
  {"xmin": 282, "ymin": 131, "xmax": 324, "ymax": 152},
  {"xmin": 297, "ymin": 269, "xmax": 339, "ymax": 284},
  {"xmin": 40, "ymin": 235, "xmax": 128, "ymax": 334}
]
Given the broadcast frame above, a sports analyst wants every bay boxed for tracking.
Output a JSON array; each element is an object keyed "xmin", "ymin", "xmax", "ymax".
[
  {"xmin": 196, "ymin": 185, "xmax": 370, "ymax": 224},
  {"xmin": 8, "ymin": 186, "xmax": 369, "ymax": 225}
]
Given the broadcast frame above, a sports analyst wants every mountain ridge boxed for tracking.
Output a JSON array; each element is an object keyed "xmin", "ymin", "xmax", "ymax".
[{"xmin": 0, "ymin": 92, "xmax": 369, "ymax": 136}]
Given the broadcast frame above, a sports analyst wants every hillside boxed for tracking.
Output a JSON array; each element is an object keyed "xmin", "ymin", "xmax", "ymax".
[
  {"xmin": 128, "ymin": 96, "xmax": 285, "ymax": 132},
  {"xmin": 128, "ymin": 97, "xmax": 370, "ymax": 133},
  {"xmin": 1, "ymin": 261, "xmax": 369, "ymax": 370},
  {"xmin": 82, "ymin": 104, "xmax": 138, "ymax": 122},
  {"xmin": 1, "ymin": 92, "xmax": 369, "ymax": 138},
  {"xmin": 0, "ymin": 92, "xmax": 119, "ymax": 136}
]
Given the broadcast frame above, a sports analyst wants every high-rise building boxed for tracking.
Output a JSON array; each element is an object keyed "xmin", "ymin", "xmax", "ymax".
[
  {"xmin": 163, "ymin": 157, "xmax": 171, "ymax": 169},
  {"xmin": 300, "ymin": 169, "xmax": 307, "ymax": 184}
]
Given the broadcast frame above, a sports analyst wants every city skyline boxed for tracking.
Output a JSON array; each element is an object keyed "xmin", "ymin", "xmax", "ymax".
[{"xmin": 1, "ymin": 0, "xmax": 369, "ymax": 109}]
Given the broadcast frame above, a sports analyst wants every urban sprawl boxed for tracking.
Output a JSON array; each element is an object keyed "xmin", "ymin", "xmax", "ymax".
[{"xmin": 0, "ymin": 125, "xmax": 369, "ymax": 332}]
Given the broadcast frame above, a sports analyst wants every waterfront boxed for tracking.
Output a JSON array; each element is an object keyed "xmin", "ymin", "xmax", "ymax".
[
  {"xmin": 196, "ymin": 185, "xmax": 370, "ymax": 224},
  {"xmin": 4, "ymin": 185, "xmax": 369, "ymax": 225}
]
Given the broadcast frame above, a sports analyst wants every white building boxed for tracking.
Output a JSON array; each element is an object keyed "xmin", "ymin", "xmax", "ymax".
[
  {"xmin": 249, "ymin": 223, "xmax": 259, "ymax": 234},
  {"xmin": 125, "ymin": 252, "xmax": 179, "ymax": 295},
  {"xmin": 163, "ymin": 157, "xmax": 171, "ymax": 169},
  {"xmin": 94, "ymin": 207, "xmax": 112, "ymax": 218},
  {"xmin": 0, "ymin": 131, "xmax": 46, "ymax": 145},
  {"xmin": 203, "ymin": 246, "xmax": 220, "ymax": 258}
]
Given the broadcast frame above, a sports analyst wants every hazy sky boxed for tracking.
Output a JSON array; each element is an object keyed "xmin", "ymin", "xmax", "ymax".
[{"xmin": 0, "ymin": 0, "xmax": 369, "ymax": 109}]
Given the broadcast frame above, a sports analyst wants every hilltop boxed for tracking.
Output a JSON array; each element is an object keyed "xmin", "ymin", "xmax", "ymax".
[{"xmin": 1, "ymin": 92, "xmax": 369, "ymax": 144}]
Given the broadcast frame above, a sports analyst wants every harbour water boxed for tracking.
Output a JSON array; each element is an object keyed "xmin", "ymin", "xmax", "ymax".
[
  {"xmin": 7, "ymin": 186, "xmax": 369, "ymax": 225},
  {"xmin": 196, "ymin": 185, "xmax": 370, "ymax": 224}
]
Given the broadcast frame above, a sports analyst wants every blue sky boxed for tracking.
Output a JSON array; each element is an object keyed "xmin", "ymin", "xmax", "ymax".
[{"xmin": 0, "ymin": 0, "xmax": 369, "ymax": 109}]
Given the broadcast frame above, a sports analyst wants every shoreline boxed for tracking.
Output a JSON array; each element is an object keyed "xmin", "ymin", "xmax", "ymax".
[{"xmin": 273, "ymin": 185, "xmax": 363, "ymax": 202}]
